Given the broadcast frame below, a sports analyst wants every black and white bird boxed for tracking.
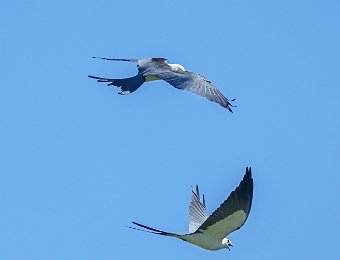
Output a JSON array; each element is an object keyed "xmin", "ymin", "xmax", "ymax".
[
  {"xmin": 129, "ymin": 167, "xmax": 253, "ymax": 251},
  {"xmin": 88, "ymin": 57, "xmax": 235, "ymax": 112}
]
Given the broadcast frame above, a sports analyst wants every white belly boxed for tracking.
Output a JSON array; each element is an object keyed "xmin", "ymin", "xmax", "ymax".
[{"xmin": 182, "ymin": 233, "xmax": 223, "ymax": 251}]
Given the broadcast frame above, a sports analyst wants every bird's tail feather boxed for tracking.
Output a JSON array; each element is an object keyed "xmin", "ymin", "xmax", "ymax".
[
  {"xmin": 92, "ymin": 56, "xmax": 138, "ymax": 62},
  {"xmin": 88, "ymin": 75, "xmax": 145, "ymax": 93},
  {"xmin": 129, "ymin": 222, "xmax": 180, "ymax": 238}
]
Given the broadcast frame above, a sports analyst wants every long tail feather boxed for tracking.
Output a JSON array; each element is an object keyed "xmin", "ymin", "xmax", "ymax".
[
  {"xmin": 92, "ymin": 56, "xmax": 138, "ymax": 62},
  {"xmin": 128, "ymin": 225, "xmax": 165, "ymax": 236},
  {"xmin": 130, "ymin": 222, "xmax": 179, "ymax": 237},
  {"xmin": 88, "ymin": 75, "xmax": 115, "ymax": 82},
  {"xmin": 88, "ymin": 74, "xmax": 145, "ymax": 93}
]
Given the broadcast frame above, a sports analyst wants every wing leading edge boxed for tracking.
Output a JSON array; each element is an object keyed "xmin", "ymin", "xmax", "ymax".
[{"xmin": 195, "ymin": 167, "xmax": 253, "ymax": 240}]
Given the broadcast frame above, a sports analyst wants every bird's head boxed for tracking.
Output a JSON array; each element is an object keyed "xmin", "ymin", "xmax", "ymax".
[
  {"xmin": 222, "ymin": 238, "xmax": 233, "ymax": 251},
  {"xmin": 168, "ymin": 63, "xmax": 186, "ymax": 73}
]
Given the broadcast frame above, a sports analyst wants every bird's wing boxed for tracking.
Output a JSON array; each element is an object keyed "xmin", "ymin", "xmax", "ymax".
[
  {"xmin": 91, "ymin": 56, "xmax": 168, "ymax": 74},
  {"xmin": 189, "ymin": 186, "xmax": 209, "ymax": 233},
  {"xmin": 194, "ymin": 167, "xmax": 253, "ymax": 240},
  {"xmin": 144, "ymin": 69, "xmax": 235, "ymax": 112}
]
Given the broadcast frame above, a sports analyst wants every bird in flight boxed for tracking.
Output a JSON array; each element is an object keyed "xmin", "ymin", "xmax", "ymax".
[
  {"xmin": 88, "ymin": 57, "xmax": 236, "ymax": 112},
  {"xmin": 129, "ymin": 167, "xmax": 253, "ymax": 251}
]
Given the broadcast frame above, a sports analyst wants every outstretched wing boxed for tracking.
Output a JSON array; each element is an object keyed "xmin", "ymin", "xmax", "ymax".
[
  {"xmin": 194, "ymin": 167, "xmax": 253, "ymax": 240},
  {"xmin": 144, "ymin": 69, "xmax": 235, "ymax": 112},
  {"xmin": 91, "ymin": 56, "xmax": 168, "ymax": 74},
  {"xmin": 189, "ymin": 186, "xmax": 209, "ymax": 233}
]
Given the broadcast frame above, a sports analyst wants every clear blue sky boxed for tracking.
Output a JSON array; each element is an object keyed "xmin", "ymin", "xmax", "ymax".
[{"xmin": 1, "ymin": 0, "xmax": 339, "ymax": 259}]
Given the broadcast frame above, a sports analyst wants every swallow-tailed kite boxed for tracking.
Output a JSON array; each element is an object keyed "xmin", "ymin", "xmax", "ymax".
[
  {"xmin": 88, "ymin": 57, "xmax": 235, "ymax": 112},
  {"xmin": 129, "ymin": 167, "xmax": 253, "ymax": 251}
]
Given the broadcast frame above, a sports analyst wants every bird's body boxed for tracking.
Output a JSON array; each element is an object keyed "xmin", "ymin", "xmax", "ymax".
[
  {"xmin": 89, "ymin": 57, "xmax": 235, "ymax": 112},
  {"xmin": 144, "ymin": 75, "xmax": 160, "ymax": 82},
  {"xmin": 180, "ymin": 233, "xmax": 230, "ymax": 250},
  {"xmin": 129, "ymin": 167, "xmax": 253, "ymax": 251}
]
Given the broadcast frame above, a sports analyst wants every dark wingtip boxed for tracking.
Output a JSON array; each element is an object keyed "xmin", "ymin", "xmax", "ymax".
[
  {"xmin": 245, "ymin": 167, "xmax": 252, "ymax": 178},
  {"xmin": 226, "ymin": 98, "xmax": 236, "ymax": 113},
  {"xmin": 195, "ymin": 185, "xmax": 200, "ymax": 197}
]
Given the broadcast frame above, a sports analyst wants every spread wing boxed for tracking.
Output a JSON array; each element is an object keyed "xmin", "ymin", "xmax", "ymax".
[
  {"xmin": 91, "ymin": 56, "xmax": 168, "ymax": 74},
  {"xmin": 189, "ymin": 186, "xmax": 209, "ymax": 233},
  {"xmin": 144, "ymin": 69, "xmax": 235, "ymax": 112},
  {"xmin": 194, "ymin": 167, "xmax": 253, "ymax": 240}
]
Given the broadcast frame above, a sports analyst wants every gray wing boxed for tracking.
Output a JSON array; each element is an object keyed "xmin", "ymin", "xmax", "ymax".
[
  {"xmin": 91, "ymin": 56, "xmax": 168, "ymax": 74},
  {"xmin": 194, "ymin": 167, "xmax": 253, "ymax": 240},
  {"xmin": 145, "ymin": 69, "xmax": 235, "ymax": 112},
  {"xmin": 189, "ymin": 186, "xmax": 209, "ymax": 233}
]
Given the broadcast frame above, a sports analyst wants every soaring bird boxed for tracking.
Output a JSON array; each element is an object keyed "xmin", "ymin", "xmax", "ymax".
[
  {"xmin": 129, "ymin": 167, "xmax": 253, "ymax": 251},
  {"xmin": 88, "ymin": 57, "xmax": 235, "ymax": 112}
]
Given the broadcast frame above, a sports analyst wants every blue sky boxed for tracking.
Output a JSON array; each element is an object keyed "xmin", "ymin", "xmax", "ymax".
[{"xmin": 1, "ymin": 0, "xmax": 339, "ymax": 259}]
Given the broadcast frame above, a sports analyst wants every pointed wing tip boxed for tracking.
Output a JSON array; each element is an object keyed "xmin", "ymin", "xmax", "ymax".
[
  {"xmin": 226, "ymin": 99, "xmax": 236, "ymax": 113},
  {"xmin": 227, "ymin": 107, "xmax": 234, "ymax": 113},
  {"xmin": 243, "ymin": 167, "xmax": 254, "ymax": 191}
]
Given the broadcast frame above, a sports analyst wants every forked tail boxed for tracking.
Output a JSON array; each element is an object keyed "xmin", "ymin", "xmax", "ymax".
[
  {"xmin": 88, "ymin": 74, "xmax": 145, "ymax": 94},
  {"xmin": 128, "ymin": 222, "xmax": 181, "ymax": 238}
]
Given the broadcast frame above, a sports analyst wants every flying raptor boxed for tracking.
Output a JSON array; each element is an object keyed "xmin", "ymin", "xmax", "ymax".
[
  {"xmin": 88, "ymin": 57, "xmax": 235, "ymax": 112},
  {"xmin": 129, "ymin": 167, "xmax": 253, "ymax": 251}
]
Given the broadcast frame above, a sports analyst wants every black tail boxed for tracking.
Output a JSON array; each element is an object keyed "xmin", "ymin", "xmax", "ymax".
[
  {"xmin": 129, "ymin": 222, "xmax": 179, "ymax": 237},
  {"xmin": 88, "ymin": 74, "xmax": 145, "ymax": 93}
]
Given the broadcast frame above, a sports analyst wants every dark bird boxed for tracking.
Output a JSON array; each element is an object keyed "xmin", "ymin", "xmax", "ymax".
[
  {"xmin": 88, "ymin": 57, "xmax": 236, "ymax": 112},
  {"xmin": 129, "ymin": 167, "xmax": 253, "ymax": 251}
]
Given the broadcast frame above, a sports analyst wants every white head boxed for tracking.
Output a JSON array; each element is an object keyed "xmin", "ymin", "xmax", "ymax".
[
  {"xmin": 222, "ymin": 238, "xmax": 233, "ymax": 251},
  {"xmin": 168, "ymin": 63, "xmax": 186, "ymax": 73}
]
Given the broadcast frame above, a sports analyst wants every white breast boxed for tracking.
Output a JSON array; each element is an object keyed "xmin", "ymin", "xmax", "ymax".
[{"xmin": 181, "ymin": 233, "xmax": 224, "ymax": 251}]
